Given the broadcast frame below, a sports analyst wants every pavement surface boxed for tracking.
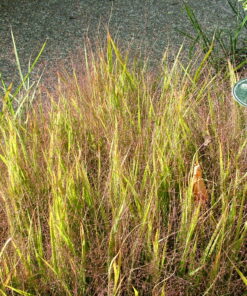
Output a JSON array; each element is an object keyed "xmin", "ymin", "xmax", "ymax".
[{"xmin": 0, "ymin": 0, "xmax": 243, "ymax": 90}]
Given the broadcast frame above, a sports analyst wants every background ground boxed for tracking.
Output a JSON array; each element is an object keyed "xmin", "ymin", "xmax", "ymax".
[{"xmin": 0, "ymin": 0, "xmax": 240, "ymax": 88}]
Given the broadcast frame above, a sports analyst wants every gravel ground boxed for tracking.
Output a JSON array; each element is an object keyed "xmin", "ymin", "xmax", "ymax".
[{"xmin": 0, "ymin": 0, "xmax": 242, "ymax": 90}]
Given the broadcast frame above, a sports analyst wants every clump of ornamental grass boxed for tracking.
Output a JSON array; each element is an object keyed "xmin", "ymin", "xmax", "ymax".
[
  {"xmin": 0, "ymin": 34, "xmax": 246, "ymax": 296},
  {"xmin": 180, "ymin": 0, "xmax": 247, "ymax": 73}
]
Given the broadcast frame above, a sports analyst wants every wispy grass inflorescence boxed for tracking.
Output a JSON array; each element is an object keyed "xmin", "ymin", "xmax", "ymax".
[{"xmin": 0, "ymin": 34, "xmax": 246, "ymax": 295}]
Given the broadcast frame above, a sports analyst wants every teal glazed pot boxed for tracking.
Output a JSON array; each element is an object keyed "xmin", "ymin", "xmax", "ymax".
[{"xmin": 233, "ymin": 78, "xmax": 247, "ymax": 107}]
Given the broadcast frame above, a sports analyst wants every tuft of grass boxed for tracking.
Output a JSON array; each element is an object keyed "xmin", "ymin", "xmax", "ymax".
[
  {"xmin": 0, "ymin": 30, "xmax": 46, "ymax": 119},
  {"xmin": 180, "ymin": 0, "xmax": 247, "ymax": 73},
  {"xmin": 0, "ymin": 34, "xmax": 246, "ymax": 295}
]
